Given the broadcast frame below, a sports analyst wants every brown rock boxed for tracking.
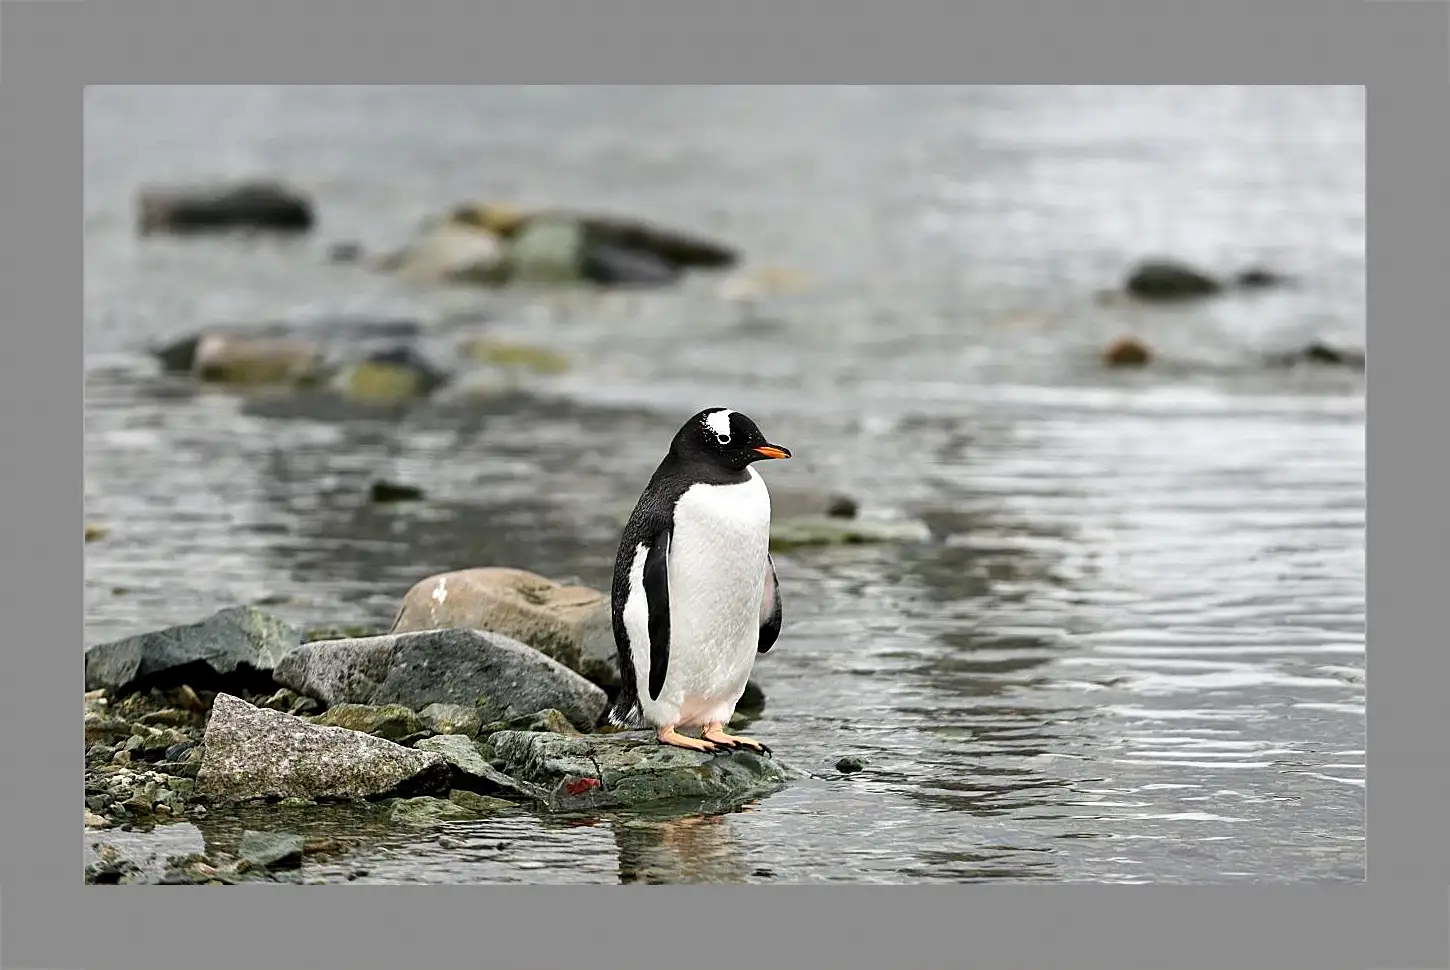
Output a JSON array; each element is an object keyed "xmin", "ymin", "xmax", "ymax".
[
  {"xmin": 390, "ymin": 568, "xmax": 618, "ymax": 687},
  {"xmin": 1102, "ymin": 336, "xmax": 1152, "ymax": 368}
]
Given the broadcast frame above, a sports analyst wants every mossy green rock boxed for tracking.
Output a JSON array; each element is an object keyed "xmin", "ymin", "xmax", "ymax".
[
  {"xmin": 448, "ymin": 790, "xmax": 517, "ymax": 814},
  {"xmin": 769, "ymin": 516, "xmax": 931, "ymax": 552},
  {"xmin": 307, "ymin": 704, "xmax": 428, "ymax": 743},
  {"xmin": 461, "ymin": 338, "xmax": 570, "ymax": 375},
  {"xmin": 480, "ymin": 708, "xmax": 578, "ymax": 737},
  {"xmin": 387, "ymin": 792, "xmax": 516, "ymax": 826},
  {"xmin": 330, "ymin": 360, "xmax": 429, "ymax": 402},
  {"xmin": 419, "ymin": 703, "xmax": 484, "ymax": 738},
  {"xmin": 484, "ymin": 731, "xmax": 806, "ymax": 814}
]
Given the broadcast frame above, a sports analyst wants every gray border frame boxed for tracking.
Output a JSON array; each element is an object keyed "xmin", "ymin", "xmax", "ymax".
[{"xmin": 3, "ymin": 1, "xmax": 1431, "ymax": 968}]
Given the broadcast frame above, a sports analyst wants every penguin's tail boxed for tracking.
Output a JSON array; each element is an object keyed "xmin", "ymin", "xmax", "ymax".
[{"xmin": 601, "ymin": 696, "xmax": 647, "ymax": 731}]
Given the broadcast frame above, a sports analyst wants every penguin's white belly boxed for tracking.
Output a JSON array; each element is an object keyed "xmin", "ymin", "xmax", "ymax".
[{"xmin": 643, "ymin": 469, "xmax": 771, "ymax": 728}]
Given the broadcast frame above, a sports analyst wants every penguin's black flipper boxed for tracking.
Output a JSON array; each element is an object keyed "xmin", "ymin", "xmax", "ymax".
[
  {"xmin": 644, "ymin": 528, "xmax": 673, "ymax": 701},
  {"xmin": 758, "ymin": 553, "xmax": 782, "ymax": 654}
]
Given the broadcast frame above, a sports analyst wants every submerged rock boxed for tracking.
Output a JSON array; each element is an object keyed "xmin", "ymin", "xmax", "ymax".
[
  {"xmin": 449, "ymin": 203, "xmax": 738, "ymax": 286},
  {"xmin": 152, "ymin": 318, "xmax": 425, "ymax": 375},
  {"xmin": 84, "ymin": 523, "xmax": 110, "ymax": 543},
  {"xmin": 327, "ymin": 240, "xmax": 366, "ymax": 264},
  {"xmin": 1234, "ymin": 266, "xmax": 1296, "ymax": 290},
  {"xmin": 137, "ymin": 180, "xmax": 314, "ymax": 236},
  {"xmin": 237, "ymin": 830, "xmax": 305, "ymax": 870},
  {"xmin": 459, "ymin": 337, "xmax": 571, "ymax": 375},
  {"xmin": 328, "ymin": 347, "xmax": 450, "ymax": 403},
  {"xmin": 84, "ymin": 606, "xmax": 301, "ymax": 697},
  {"xmin": 387, "ymin": 793, "xmax": 517, "ymax": 826},
  {"xmin": 769, "ymin": 516, "xmax": 931, "ymax": 552},
  {"xmin": 770, "ymin": 487, "xmax": 859, "ymax": 521},
  {"xmin": 1123, "ymin": 259, "xmax": 1224, "ymax": 301},
  {"xmin": 457, "ymin": 203, "xmax": 738, "ymax": 265},
  {"xmin": 196, "ymin": 694, "xmax": 449, "ymax": 803},
  {"xmin": 369, "ymin": 480, "xmax": 426, "ymax": 503},
  {"xmin": 389, "ymin": 568, "xmax": 619, "ymax": 689},
  {"xmin": 1102, "ymin": 335, "xmax": 1152, "ymax": 368},
  {"xmin": 1266, "ymin": 341, "xmax": 1366, "ymax": 370},
  {"xmin": 273, "ymin": 627, "xmax": 609, "ymax": 731},
  {"xmin": 484, "ymin": 730, "xmax": 805, "ymax": 813}
]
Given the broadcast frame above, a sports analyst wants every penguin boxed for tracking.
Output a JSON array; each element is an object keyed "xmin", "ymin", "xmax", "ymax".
[{"xmin": 604, "ymin": 407, "xmax": 791, "ymax": 754}]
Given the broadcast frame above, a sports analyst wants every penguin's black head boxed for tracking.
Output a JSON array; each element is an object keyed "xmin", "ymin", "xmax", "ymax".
[{"xmin": 671, "ymin": 408, "xmax": 792, "ymax": 471}]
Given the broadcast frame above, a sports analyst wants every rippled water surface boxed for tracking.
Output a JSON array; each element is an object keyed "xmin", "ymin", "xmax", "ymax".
[{"xmin": 84, "ymin": 86, "xmax": 1365, "ymax": 884}]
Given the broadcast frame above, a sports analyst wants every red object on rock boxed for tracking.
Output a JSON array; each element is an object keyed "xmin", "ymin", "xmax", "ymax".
[{"xmin": 565, "ymin": 777, "xmax": 601, "ymax": 796}]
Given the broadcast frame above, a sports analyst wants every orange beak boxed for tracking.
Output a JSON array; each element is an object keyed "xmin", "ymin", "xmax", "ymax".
[{"xmin": 753, "ymin": 444, "xmax": 792, "ymax": 460}]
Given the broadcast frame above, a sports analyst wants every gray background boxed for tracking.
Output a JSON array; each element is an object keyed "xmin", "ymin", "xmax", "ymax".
[{"xmin": 2, "ymin": 1, "xmax": 1444, "ymax": 969}]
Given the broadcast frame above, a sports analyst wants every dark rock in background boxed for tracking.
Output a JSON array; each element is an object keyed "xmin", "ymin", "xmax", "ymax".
[{"xmin": 137, "ymin": 180, "xmax": 314, "ymax": 236}]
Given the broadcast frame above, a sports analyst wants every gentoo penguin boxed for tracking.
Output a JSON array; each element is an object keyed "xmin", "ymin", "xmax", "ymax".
[{"xmin": 604, "ymin": 408, "xmax": 790, "ymax": 754}]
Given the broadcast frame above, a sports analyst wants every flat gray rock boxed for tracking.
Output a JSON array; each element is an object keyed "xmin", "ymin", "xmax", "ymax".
[
  {"xmin": 196, "ymin": 694, "xmax": 449, "ymax": 803},
  {"xmin": 484, "ymin": 730, "xmax": 807, "ymax": 813},
  {"xmin": 273, "ymin": 628, "xmax": 608, "ymax": 732},
  {"xmin": 84, "ymin": 606, "xmax": 301, "ymax": 696}
]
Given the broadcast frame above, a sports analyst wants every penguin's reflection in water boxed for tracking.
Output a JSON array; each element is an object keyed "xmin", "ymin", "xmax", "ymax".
[{"xmin": 609, "ymin": 809, "xmax": 756, "ymax": 885}]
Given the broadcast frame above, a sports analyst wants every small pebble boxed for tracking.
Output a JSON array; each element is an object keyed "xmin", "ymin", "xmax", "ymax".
[{"xmin": 1102, "ymin": 335, "xmax": 1151, "ymax": 368}]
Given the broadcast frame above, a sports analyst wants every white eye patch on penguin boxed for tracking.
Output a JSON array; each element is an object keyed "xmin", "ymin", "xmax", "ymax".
[{"xmin": 604, "ymin": 406, "xmax": 791, "ymax": 755}]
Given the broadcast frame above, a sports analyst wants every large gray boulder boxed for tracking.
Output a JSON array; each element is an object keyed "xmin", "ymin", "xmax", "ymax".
[
  {"xmin": 389, "ymin": 568, "xmax": 619, "ymax": 688},
  {"xmin": 483, "ymin": 730, "xmax": 806, "ymax": 813},
  {"xmin": 195, "ymin": 694, "xmax": 449, "ymax": 803},
  {"xmin": 84, "ymin": 607, "xmax": 301, "ymax": 697},
  {"xmin": 273, "ymin": 628, "xmax": 609, "ymax": 732}
]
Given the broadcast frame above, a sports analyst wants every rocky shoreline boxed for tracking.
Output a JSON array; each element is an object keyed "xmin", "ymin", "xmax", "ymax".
[{"xmin": 83, "ymin": 569, "xmax": 815, "ymax": 886}]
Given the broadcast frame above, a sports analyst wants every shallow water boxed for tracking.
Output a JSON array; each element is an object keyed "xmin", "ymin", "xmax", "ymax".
[{"xmin": 83, "ymin": 85, "xmax": 1365, "ymax": 884}]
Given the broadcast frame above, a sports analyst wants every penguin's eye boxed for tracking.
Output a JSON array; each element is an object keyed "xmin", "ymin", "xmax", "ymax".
[{"xmin": 715, "ymin": 433, "xmax": 732, "ymax": 445}]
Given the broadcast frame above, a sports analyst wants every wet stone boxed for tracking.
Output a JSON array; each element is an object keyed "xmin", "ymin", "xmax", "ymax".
[
  {"xmin": 238, "ymin": 830, "xmax": 305, "ymax": 870},
  {"xmin": 484, "ymin": 731, "xmax": 806, "ymax": 813}
]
